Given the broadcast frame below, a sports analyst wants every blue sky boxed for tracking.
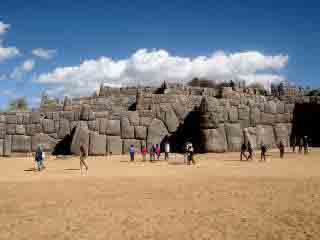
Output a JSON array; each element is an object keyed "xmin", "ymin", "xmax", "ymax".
[{"xmin": 0, "ymin": 0, "xmax": 319, "ymax": 109}]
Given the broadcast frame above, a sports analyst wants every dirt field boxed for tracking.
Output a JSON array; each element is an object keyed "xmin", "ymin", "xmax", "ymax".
[{"xmin": 1, "ymin": 148, "xmax": 320, "ymax": 240}]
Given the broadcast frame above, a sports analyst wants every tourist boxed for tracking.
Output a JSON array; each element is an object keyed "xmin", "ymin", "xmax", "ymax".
[
  {"xmin": 247, "ymin": 141, "xmax": 253, "ymax": 161},
  {"xmin": 129, "ymin": 144, "xmax": 135, "ymax": 162},
  {"xmin": 260, "ymin": 143, "xmax": 267, "ymax": 162},
  {"xmin": 184, "ymin": 142, "xmax": 190, "ymax": 164},
  {"xmin": 240, "ymin": 142, "xmax": 248, "ymax": 161},
  {"xmin": 79, "ymin": 145, "xmax": 89, "ymax": 175},
  {"xmin": 164, "ymin": 141, "xmax": 170, "ymax": 160},
  {"xmin": 298, "ymin": 137, "xmax": 303, "ymax": 154},
  {"xmin": 35, "ymin": 145, "xmax": 45, "ymax": 171},
  {"xmin": 141, "ymin": 145, "xmax": 147, "ymax": 161},
  {"xmin": 187, "ymin": 143, "xmax": 195, "ymax": 165},
  {"xmin": 279, "ymin": 140, "xmax": 285, "ymax": 158},
  {"xmin": 149, "ymin": 144, "xmax": 155, "ymax": 162},
  {"xmin": 292, "ymin": 136, "xmax": 296, "ymax": 153},
  {"xmin": 303, "ymin": 136, "xmax": 309, "ymax": 154},
  {"xmin": 156, "ymin": 144, "xmax": 161, "ymax": 160}
]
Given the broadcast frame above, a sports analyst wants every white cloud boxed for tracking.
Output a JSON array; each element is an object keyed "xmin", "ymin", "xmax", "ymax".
[
  {"xmin": 35, "ymin": 49, "xmax": 288, "ymax": 97},
  {"xmin": 0, "ymin": 46, "xmax": 19, "ymax": 62},
  {"xmin": 10, "ymin": 59, "xmax": 35, "ymax": 80},
  {"xmin": 0, "ymin": 21, "xmax": 10, "ymax": 35},
  {"xmin": 32, "ymin": 48, "xmax": 57, "ymax": 59}
]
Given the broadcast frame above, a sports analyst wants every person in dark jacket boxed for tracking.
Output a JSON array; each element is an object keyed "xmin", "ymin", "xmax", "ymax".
[
  {"xmin": 35, "ymin": 145, "xmax": 45, "ymax": 171},
  {"xmin": 247, "ymin": 141, "xmax": 253, "ymax": 161},
  {"xmin": 279, "ymin": 140, "xmax": 285, "ymax": 158},
  {"xmin": 240, "ymin": 143, "xmax": 248, "ymax": 161},
  {"xmin": 260, "ymin": 143, "xmax": 267, "ymax": 162}
]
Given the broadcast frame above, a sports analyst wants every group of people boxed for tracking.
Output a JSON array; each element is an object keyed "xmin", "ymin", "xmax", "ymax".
[
  {"xmin": 129, "ymin": 141, "xmax": 171, "ymax": 162},
  {"xmin": 292, "ymin": 136, "xmax": 309, "ymax": 154}
]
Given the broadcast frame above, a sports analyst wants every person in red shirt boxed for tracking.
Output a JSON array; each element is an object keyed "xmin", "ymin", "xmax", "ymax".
[
  {"xmin": 156, "ymin": 144, "xmax": 161, "ymax": 160},
  {"xmin": 141, "ymin": 145, "xmax": 147, "ymax": 161}
]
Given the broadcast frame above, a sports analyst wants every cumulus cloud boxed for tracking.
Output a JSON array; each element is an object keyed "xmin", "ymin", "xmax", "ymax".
[
  {"xmin": 32, "ymin": 48, "xmax": 57, "ymax": 59},
  {"xmin": 36, "ymin": 49, "xmax": 288, "ymax": 97},
  {"xmin": 10, "ymin": 59, "xmax": 35, "ymax": 80},
  {"xmin": 0, "ymin": 21, "xmax": 20, "ymax": 62},
  {"xmin": 0, "ymin": 21, "xmax": 10, "ymax": 35}
]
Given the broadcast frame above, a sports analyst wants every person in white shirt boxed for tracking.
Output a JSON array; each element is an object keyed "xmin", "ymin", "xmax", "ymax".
[{"xmin": 164, "ymin": 141, "xmax": 170, "ymax": 160}]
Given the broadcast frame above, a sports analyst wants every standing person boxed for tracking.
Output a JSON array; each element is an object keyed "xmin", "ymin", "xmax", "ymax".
[
  {"xmin": 35, "ymin": 145, "xmax": 45, "ymax": 171},
  {"xmin": 164, "ymin": 141, "xmax": 170, "ymax": 160},
  {"xmin": 149, "ymin": 144, "xmax": 155, "ymax": 162},
  {"xmin": 79, "ymin": 145, "xmax": 89, "ymax": 175},
  {"xmin": 187, "ymin": 143, "xmax": 195, "ymax": 165},
  {"xmin": 141, "ymin": 145, "xmax": 147, "ymax": 161},
  {"xmin": 298, "ymin": 137, "xmax": 303, "ymax": 154},
  {"xmin": 303, "ymin": 136, "xmax": 309, "ymax": 154},
  {"xmin": 260, "ymin": 143, "xmax": 267, "ymax": 162},
  {"xmin": 184, "ymin": 142, "xmax": 190, "ymax": 164},
  {"xmin": 247, "ymin": 141, "xmax": 253, "ymax": 161},
  {"xmin": 129, "ymin": 144, "xmax": 135, "ymax": 162},
  {"xmin": 292, "ymin": 136, "xmax": 296, "ymax": 153},
  {"xmin": 279, "ymin": 140, "xmax": 285, "ymax": 158},
  {"xmin": 240, "ymin": 142, "xmax": 248, "ymax": 161},
  {"xmin": 156, "ymin": 144, "xmax": 161, "ymax": 160}
]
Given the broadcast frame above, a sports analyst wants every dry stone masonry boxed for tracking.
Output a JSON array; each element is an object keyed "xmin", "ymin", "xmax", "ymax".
[{"xmin": 1, "ymin": 84, "xmax": 319, "ymax": 156}]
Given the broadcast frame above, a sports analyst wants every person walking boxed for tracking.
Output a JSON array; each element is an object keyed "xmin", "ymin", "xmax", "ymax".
[
  {"xmin": 279, "ymin": 140, "xmax": 285, "ymax": 158},
  {"xmin": 149, "ymin": 144, "xmax": 155, "ymax": 162},
  {"xmin": 260, "ymin": 143, "xmax": 267, "ymax": 162},
  {"xmin": 129, "ymin": 144, "xmax": 135, "ymax": 162},
  {"xmin": 35, "ymin": 145, "xmax": 45, "ymax": 171},
  {"xmin": 156, "ymin": 144, "xmax": 161, "ymax": 160},
  {"xmin": 292, "ymin": 136, "xmax": 296, "ymax": 153},
  {"xmin": 187, "ymin": 143, "xmax": 195, "ymax": 165},
  {"xmin": 184, "ymin": 142, "xmax": 190, "ymax": 164},
  {"xmin": 247, "ymin": 141, "xmax": 253, "ymax": 161},
  {"xmin": 303, "ymin": 136, "xmax": 309, "ymax": 154},
  {"xmin": 240, "ymin": 142, "xmax": 248, "ymax": 161},
  {"xmin": 79, "ymin": 145, "xmax": 89, "ymax": 175},
  {"xmin": 141, "ymin": 145, "xmax": 147, "ymax": 161},
  {"xmin": 164, "ymin": 141, "xmax": 170, "ymax": 160},
  {"xmin": 298, "ymin": 137, "xmax": 303, "ymax": 154}
]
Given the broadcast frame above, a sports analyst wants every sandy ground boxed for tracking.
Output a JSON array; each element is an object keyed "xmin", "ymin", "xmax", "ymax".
[{"xmin": 1, "ymin": 149, "xmax": 320, "ymax": 240}]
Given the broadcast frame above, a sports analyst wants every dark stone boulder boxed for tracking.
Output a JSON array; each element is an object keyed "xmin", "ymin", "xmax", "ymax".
[{"xmin": 201, "ymin": 124, "xmax": 228, "ymax": 152}]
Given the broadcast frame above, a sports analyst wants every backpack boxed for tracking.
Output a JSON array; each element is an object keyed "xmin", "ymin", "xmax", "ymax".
[{"xmin": 35, "ymin": 150, "xmax": 43, "ymax": 161}]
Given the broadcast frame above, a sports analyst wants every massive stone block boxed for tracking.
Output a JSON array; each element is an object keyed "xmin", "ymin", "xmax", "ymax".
[
  {"xmin": 276, "ymin": 102, "xmax": 285, "ymax": 114},
  {"xmin": 0, "ymin": 139, "xmax": 3, "ymax": 156},
  {"xmin": 139, "ymin": 117, "xmax": 153, "ymax": 127},
  {"xmin": 12, "ymin": 135, "xmax": 31, "ymax": 152},
  {"xmin": 0, "ymin": 123, "xmax": 6, "ymax": 139},
  {"xmin": 225, "ymin": 123, "xmax": 243, "ymax": 152},
  {"xmin": 123, "ymin": 139, "xmax": 141, "ymax": 153},
  {"xmin": 80, "ymin": 105, "xmax": 95, "ymax": 121},
  {"xmin": 128, "ymin": 111, "xmax": 140, "ymax": 126},
  {"xmin": 0, "ymin": 115, "xmax": 6, "ymax": 123},
  {"xmin": 25, "ymin": 124, "xmax": 42, "ymax": 136},
  {"xmin": 6, "ymin": 115, "xmax": 17, "ymax": 124},
  {"xmin": 60, "ymin": 111, "xmax": 74, "ymax": 121},
  {"xmin": 238, "ymin": 105, "xmax": 250, "ymax": 120},
  {"xmin": 94, "ymin": 111, "xmax": 109, "ymax": 119},
  {"xmin": 15, "ymin": 125, "xmax": 26, "ymax": 135},
  {"xmin": 164, "ymin": 108, "xmax": 179, "ymax": 133},
  {"xmin": 107, "ymin": 136, "xmax": 122, "ymax": 155},
  {"xmin": 250, "ymin": 107, "xmax": 261, "ymax": 126},
  {"xmin": 6, "ymin": 124, "xmax": 16, "ymax": 135},
  {"xmin": 260, "ymin": 113, "xmax": 275, "ymax": 125},
  {"xmin": 22, "ymin": 114, "xmax": 30, "ymax": 124},
  {"xmin": 284, "ymin": 103, "xmax": 295, "ymax": 113},
  {"xmin": 58, "ymin": 119, "xmax": 70, "ymax": 139},
  {"xmin": 274, "ymin": 123, "xmax": 292, "ymax": 147},
  {"xmin": 16, "ymin": 114, "xmax": 24, "ymax": 125},
  {"xmin": 201, "ymin": 124, "xmax": 228, "ymax": 152},
  {"xmin": 121, "ymin": 117, "xmax": 134, "ymax": 139},
  {"xmin": 98, "ymin": 118, "xmax": 107, "ymax": 134},
  {"xmin": 30, "ymin": 112, "xmax": 41, "ymax": 124},
  {"xmin": 228, "ymin": 107, "xmax": 239, "ymax": 123},
  {"xmin": 147, "ymin": 119, "xmax": 169, "ymax": 145},
  {"xmin": 256, "ymin": 125, "xmax": 276, "ymax": 148},
  {"xmin": 42, "ymin": 119, "xmax": 55, "ymax": 134},
  {"xmin": 88, "ymin": 120, "xmax": 98, "ymax": 132},
  {"xmin": 89, "ymin": 132, "xmax": 106, "ymax": 155},
  {"xmin": 31, "ymin": 133, "xmax": 58, "ymax": 152},
  {"xmin": 134, "ymin": 126, "xmax": 147, "ymax": 140},
  {"xmin": 200, "ymin": 112, "xmax": 220, "ymax": 129},
  {"xmin": 3, "ymin": 135, "xmax": 12, "ymax": 156},
  {"xmin": 264, "ymin": 101, "xmax": 277, "ymax": 114},
  {"xmin": 106, "ymin": 119, "xmax": 121, "ymax": 136},
  {"xmin": 70, "ymin": 126, "xmax": 89, "ymax": 155}
]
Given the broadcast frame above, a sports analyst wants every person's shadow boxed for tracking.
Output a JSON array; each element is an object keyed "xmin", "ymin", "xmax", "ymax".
[{"xmin": 24, "ymin": 168, "xmax": 37, "ymax": 172}]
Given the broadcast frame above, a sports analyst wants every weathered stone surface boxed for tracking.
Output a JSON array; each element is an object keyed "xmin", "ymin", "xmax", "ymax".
[
  {"xmin": 31, "ymin": 133, "xmax": 58, "ymax": 152},
  {"xmin": 87, "ymin": 120, "xmax": 98, "ymax": 132},
  {"xmin": 260, "ymin": 112, "xmax": 275, "ymax": 125},
  {"xmin": 94, "ymin": 111, "xmax": 109, "ymax": 119},
  {"xmin": 284, "ymin": 103, "xmax": 295, "ymax": 113},
  {"xmin": 6, "ymin": 115, "xmax": 17, "ymax": 124},
  {"xmin": 164, "ymin": 108, "xmax": 179, "ymax": 133},
  {"xmin": 30, "ymin": 112, "xmax": 41, "ymax": 124},
  {"xmin": 89, "ymin": 132, "xmax": 106, "ymax": 155},
  {"xmin": 106, "ymin": 119, "xmax": 121, "ymax": 136},
  {"xmin": 52, "ymin": 112, "xmax": 60, "ymax": 120},
  {"xmin": 200, "ymin": 112, "xmax": 220, "ymax": 129},
  {"xmin": 80, "ymin": 105, "xmax": 95, "ymax": 121},
  {"xmin": 16, "ymin": 114, "xmax": 24, "ymax": 124},
  {"xmin": 0, "ymin": 123, "xmax": 6, "ymax": 139},
  {"xmin": 134, "ymin": 126, "xmax": 147, "ymax": 140},
  {"xmin": 58, "ymin": 119, "xmax": 70, "ymax": 139},
  {"xmin": 128, "ymin": 111, "xmax": 140, "ymax": 126},
  {"xmin": 276, "ymin": 102, "xmax": 285, "ymax": 114},
  {"xmin": 0, "ymin": 115, "xmax": 6, "ymax": 123},
  {"xmin": 274, "ymin": 123, "xmax": 292, "ymax": 147},
  {"xmin": 22, "ymin": 114, "xmax": 30, "ymax": 124},
  {"xmin": 98, "ymin": 119, "xmax": 107, "ymax": 134},
  {"xmin": 107, "ymin": 136, "xmax": 122, "ymax": 155},
  {"xmin": 250, "ymin": 107, "xmax": 261, "ymax": 127},
  {"xmin": 6, "ymin": 124, "xmax": 16, "ymax": 135},
  {"xmin": 3, "ymin": 135, "xmax": 12, "ymax": 156},
  {"xmin": 201, "ymin": 124, "xmax": 227, "ymax": 152},
  {"xmin": 225, "ymin": 123, "xmax": 243, "ymax": 152},
  {"xmin": 0, "ymin": 139, "xmax": 3, "ymax": 156},
  {"xmin": 121, "ymin": 118, "xmax": 134, "ymax": 139},
  {"xmin": 42, "ymin": 119, "xmax": 55, "ymax": 133},
  {"xmin": 238, "ymin": 105, "xmax": 250, "ymax": 120},
  {"xmin": 147, "ymin": 119, "xmax": 169, "ymax": 145},
  {"xmin": 264, "ymin": 101, "xmax": 277, "ymax": 114},
  {"xmin": 256, "ymin": 125, "xmax": 275, "ymax": 148},
  {"xmin": 123, "ymin": 139, "xmax": 141, "ymax": 153},
  {"xmin": 26, "ymin": 124, "xmax": 42, "ymax": 136},
  {"xmin": 15, "ymin": 125, "xmax": 26, "ymax": 135},
  {"xmin": 139, "ymin": 117, "xmax": 153, "ymax": 127},
  {"xmin": 12, "ymin": 135, "xmax": 31, "ymax": 152},
  {"xmin": 70, "ymin": 126, "xmax": 89, "ymax": 155},
  {"xmin": 228, "ymin": 107, "xmax": 238, "ymax": 123},
  {"xmin": 60, "ymin": 111, "xmax": 74, "ymax": 121}
]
